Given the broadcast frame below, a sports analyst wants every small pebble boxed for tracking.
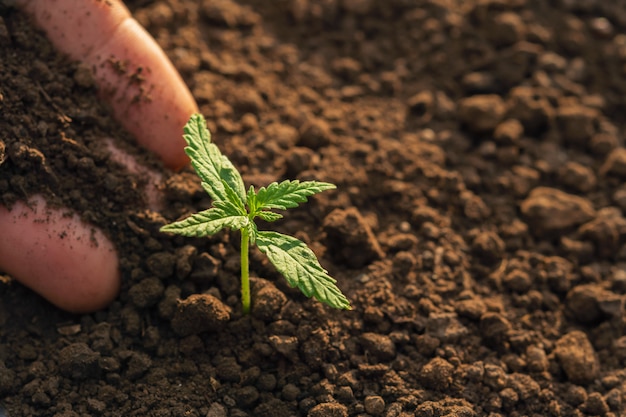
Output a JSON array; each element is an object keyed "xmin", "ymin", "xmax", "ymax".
[{"xmin": 364, "ymin": 395, "xmax": 385, "ymax": 415}]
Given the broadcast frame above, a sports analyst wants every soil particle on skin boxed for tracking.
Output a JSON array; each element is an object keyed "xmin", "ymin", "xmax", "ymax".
[{"xmin": 4, "ymin": 0, "xmax": 626, "ymax": 416}]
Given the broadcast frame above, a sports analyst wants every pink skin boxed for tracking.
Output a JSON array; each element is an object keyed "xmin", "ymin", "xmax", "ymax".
[
  {"xmin": 0, "ymin": 0, "xmax": 199, "ymax": 313},
  {"xmin": 0, "ymin": 196, "xmax": 120, "ymax": 312}
]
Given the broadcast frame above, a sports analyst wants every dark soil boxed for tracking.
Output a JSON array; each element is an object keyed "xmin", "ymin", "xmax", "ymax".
[{"xmin": 2, "ymin": 0, "xmax": 626, "ymax": 416}]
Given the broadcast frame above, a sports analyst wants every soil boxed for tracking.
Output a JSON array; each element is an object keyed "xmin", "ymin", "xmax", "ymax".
[{"xmin": 2, "ymin": 0, "xmax": 626, "ymax": 416}]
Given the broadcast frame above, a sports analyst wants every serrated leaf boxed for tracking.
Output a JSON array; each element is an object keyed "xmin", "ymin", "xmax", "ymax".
[
  {"xmin": 256, "ymin": 211, "xmax": 283, "ymax": 222},
  {"xmin": 183, "ymin": 114, "xmax": 246, "ymax": 203},
  {"xmin": 256, "ymin": 231, "xmax": 351, "ymax": 310},
  {"xmin": 213, "ymin": 197, "xmax": 247, "ymax": 218},
  {"xmin": 246, "ymin": 185, "xmax": 259, "ymax": 213},
  {"xmin": 255, "ymin": 180, "xmax": 336, "ymax": 211},
  {"xmin": 221, "ymin": 180, "xmax": 247, "ymax": 215},
  {"xmin": 160, "ymin": 208, "xmax": 248, "ymax": 237}
]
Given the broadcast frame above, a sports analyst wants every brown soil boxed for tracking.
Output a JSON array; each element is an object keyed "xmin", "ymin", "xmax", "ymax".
[{"xmin": 2, "ymin": 0, "xmax": 626, "ymax": 416}]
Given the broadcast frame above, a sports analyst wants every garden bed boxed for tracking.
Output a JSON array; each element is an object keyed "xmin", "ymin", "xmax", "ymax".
[{"xmin": 2, "ymin": 0, "xmax": 626, "ymax": 416}]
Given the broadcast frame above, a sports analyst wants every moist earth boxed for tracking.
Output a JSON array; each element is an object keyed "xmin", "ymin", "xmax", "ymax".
[{"xmin": 2, "ymin": 0, "xmax": 626, "ymax": 416}]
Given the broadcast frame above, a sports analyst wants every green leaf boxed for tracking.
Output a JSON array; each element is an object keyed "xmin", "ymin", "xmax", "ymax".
[
  {"xmin": 255, "ymin": 180, "xmax": 336, "ymax": 211},
  {"xmin": 221, "ymin": 180, "xmax": 248, "ymax": 215},
  {"xmin": 246, "ymin": 185, "xmax": 259, "ymax": 214},
  {"xmin": 183, "ymin": 114, "xmax": 246, "ymax": 203},
  {"xmin": 160, "ymin": 207, "xmax": 248, "ymax": 237},
  {"xmin": 256, "ymin": 211, "xmax": 283, "ymax": 222},
  {"xmin": 256, "ymin": 231, "xmax": 351, "ymax": 310},
  {"xmin": 213, "ymin": 197, "xmax": 247, "ymax": 218}
]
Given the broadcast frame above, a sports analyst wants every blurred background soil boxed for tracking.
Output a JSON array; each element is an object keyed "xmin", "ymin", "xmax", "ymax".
[{"xmin": 2, "ymin": 0, "xmax": 626, "ymax": 416}]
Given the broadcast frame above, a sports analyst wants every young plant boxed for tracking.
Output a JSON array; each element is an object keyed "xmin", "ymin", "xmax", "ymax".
[{"xmin": 160, "ymin": 114, "xmax": 351, "ymax": 314}]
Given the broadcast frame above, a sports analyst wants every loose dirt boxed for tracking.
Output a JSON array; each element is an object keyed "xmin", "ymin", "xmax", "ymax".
[{"xmin": 2, "ymin": 0, "xmax": 626, "ymax": 416}]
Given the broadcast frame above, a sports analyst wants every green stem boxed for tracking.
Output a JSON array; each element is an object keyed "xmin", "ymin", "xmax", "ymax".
[{"xmin": 240, "ymin": 228, "xmax": 250, "ymax": 314}]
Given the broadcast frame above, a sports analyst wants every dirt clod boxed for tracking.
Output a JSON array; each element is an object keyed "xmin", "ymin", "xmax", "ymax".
[
  {"xmin": 520, "ymin": 187, "xmax": 596, "ymax": 234},
  {"xmin": 566, "ymin": 284, "xmax": 621, "ymax": 324},
  {"xmin": 323, "ymin": 207, "xmax": 384, "ymax": 268},
  {"xmin": 269, "ymin": 335, "xmax": 299, "ymax": 361},
  {"xmin": 421, "ymin": 357, "xmax": 455, "ymax": 391},
  {"xmin": 556, "ymin": 104, "xmax": 598, "ymax": 145},
  {"xmin": 307, "ymin": 402, "xmax": 348, "ymax": 417},
  {"xmin": 251, "ymin": 279, "xmax": 287, "ymax": 321},
  {"xmin": 125, "ymin": 351, "xmax": 152, "ymax": 380},
  {"xmin": 600, "ymin": 147, "xmax": 626, "ymax": 177},
  {"xmin": 427, "ymin": 312, "xmax": 469, "ymax": 343},
  {"xmin": 57, "ymin": 343, "xmax": 100, "ymax": 380},
  {"xmin": 581, "ymin": 392, "xmax": 610, "ymax": 415},
  {"xmin": 470, "ymin": 230, "xmax": 505, "ymax": 264},
  {"xmin": 145, "ymin": 252, "xmax": 176, "ymax": 279},
  {"xmin": 363, "ymin": 395, "xmax": 385, "ymax": 415},
  {"xmin": 360, "ymin": 332, "xmax": 396, "ymax": 362},
  {"xmin": 480, "ymin": 312, "xmax": 512, "ymax": 346},
  {"xmin": 458, "ymin": 94, "xmax": 507, "ymax": 132},
  {"xmin": 128, "ymin": 277, "xmax": 165, "ymax": 308},
  {"xmin": 554, "ymin": 330, "xmax": 599, "ymax": 384},
  {"xmin": 170, "ymin": 294, "xmax": 231, "ymax": 336}
]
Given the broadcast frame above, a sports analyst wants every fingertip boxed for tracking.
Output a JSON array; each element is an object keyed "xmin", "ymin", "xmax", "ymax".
[
  {"xmin": 0, "ymin": 196, "xmax": 120, "ymax": 313},
  {"xmin": 90, "ymin": 17, "xmax": 197, "ymax": 170}
]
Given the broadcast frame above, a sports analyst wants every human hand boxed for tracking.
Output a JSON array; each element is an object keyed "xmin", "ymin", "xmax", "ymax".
[{"xmin": 0, "ymin": 0, "xmax": 198, "ymax": 313}]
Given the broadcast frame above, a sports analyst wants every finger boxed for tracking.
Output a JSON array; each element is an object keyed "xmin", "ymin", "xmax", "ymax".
[
  {"xmin": 16, "ymin": 0, "xmax": 198, "ymax": 170},
  {"xmin": 0, "ymin": 196, "xmax": 121, "ymax": 313}
]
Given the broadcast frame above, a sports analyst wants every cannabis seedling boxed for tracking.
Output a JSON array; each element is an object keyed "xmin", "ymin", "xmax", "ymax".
[{"xmin": 160, "ymin": 114, "xmax": 351, "ymax": 314}]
